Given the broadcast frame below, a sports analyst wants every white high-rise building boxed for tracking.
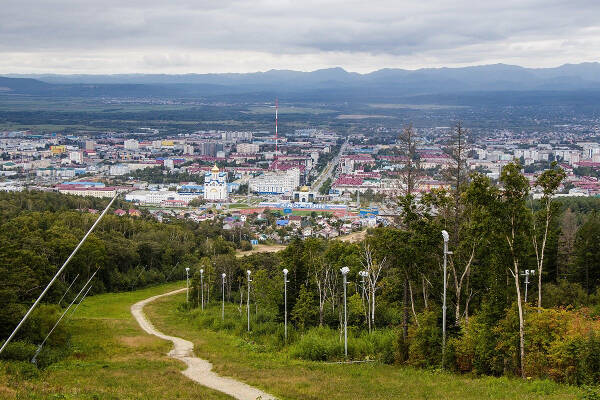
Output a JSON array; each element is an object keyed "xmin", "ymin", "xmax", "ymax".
[
  {"xmin": 237, "ymin": 143, "xmax": 260, "ymax": 154},
  {"xmin": 124, "ymin": 139, "xmax": 139, "ymax": 151},
  {"xmin": 69, "ymin": 151, "xmax": 83, "ymax": 164},
  {"xmin": 249, "ymin": 168, "xmax": 300, "ymax": 194}
]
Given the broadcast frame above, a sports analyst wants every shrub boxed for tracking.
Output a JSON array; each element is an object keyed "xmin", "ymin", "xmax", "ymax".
[
  {"xmin": 289, "ymin": 327, "xmax": 343, "ymax": 361},
  {"xmin": 363, "ymin": 329, "xmax": 396, "ymax": 363},
  {"xmin": 407, "ymin": 310, "xmax": 441, "ymax": 368},
  {"xmin": 543, "ymin": 280, "xmax": 588, "ymax": 308},
  {"xmin": 0, "ymin": 341, "xmax": 37, "ymax": 362},
  {"xmin": 451, "ymin": 314, "xmax": 497, "ymax": 375}
]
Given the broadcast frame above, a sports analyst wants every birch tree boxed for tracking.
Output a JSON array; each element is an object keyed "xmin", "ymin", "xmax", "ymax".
[
  {"xmin": 361, "ymin": 243, "xmax": 386, "ymax": 328},
  {"xmin": 499, "ymin": 161, "xmax": 531, "ymax": 379},
  {"xmin": 532, "ymin": 162, "xmax": 566, "ymax": 310}
]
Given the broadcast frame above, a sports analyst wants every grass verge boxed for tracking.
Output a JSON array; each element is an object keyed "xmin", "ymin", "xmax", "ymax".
[{"xmin": 146, "ymin": 292, "xmax": 583, "ymax": 400}]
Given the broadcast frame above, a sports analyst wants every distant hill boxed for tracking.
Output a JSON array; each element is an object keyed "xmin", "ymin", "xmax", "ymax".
[{"xmin": 2, "ymin": 62, "xmax": 600, "ymax": 102}]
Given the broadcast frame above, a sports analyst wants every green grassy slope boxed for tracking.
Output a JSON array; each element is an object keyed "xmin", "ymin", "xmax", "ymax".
[
  {"xmin": 146, "ymin": 292, "xmax": 583, "ymax": 400},
  {"xmin": 0, "ymin": 282, "xmax": 231, "ymax": 400}
]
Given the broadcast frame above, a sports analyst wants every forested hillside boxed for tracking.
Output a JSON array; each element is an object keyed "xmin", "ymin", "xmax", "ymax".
[{"xmin": 0, "ymin": 191, "xmax": 234, "ymax": 365}]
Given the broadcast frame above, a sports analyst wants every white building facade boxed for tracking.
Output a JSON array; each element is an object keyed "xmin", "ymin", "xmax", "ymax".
[
  {"xmin": 204, "ymin": 165, "xmax": 228, "ymax": 201},
  {"xmin": 249, "ymin": 168, "xmax": 300, "ymax": 194}
]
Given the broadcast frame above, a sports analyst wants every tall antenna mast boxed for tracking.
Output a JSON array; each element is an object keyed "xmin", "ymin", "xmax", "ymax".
[{"xmin": 274, "ymin": 99, "xmax": 278, "ymax": 169}]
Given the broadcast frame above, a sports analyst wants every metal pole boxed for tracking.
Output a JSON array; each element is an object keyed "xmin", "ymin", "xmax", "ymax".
[
  {"xmin": 524, "ymin": 270, "xmax": 529, "ymax": 303},
  {"xmin": 57, "ymin": 274, "xmax": 79, "ymax": 306},
  {"xmin": 442, "ymin": 230, "xmax": 449, "ymax": 369},
  {"xmin": 341, "ymin": 267, "xmax": 349, "ymax": 357},
  {"xmin": 247, "ymin": 270, "xmax": 252, "ymax": 332},
  {"xmin": 31, "ymin": 271, "xmax": 93, "ymax": 364},
  {"xmin": 283, "ymin": 269, "xmax": 289, "ymax": 342},
  {"xmin": 200, "ymin": 269, "xmax": 204, "ymax": 311},
  {"xmin": 0, "ymin": 193, "xmax": 118, "ymax": 356},
  {"xmin": 185, "ymin": 268, "xmax": 190, "ymax": 303},
  {"xmin": 344, "ymin": 273, "xmax": 348, "ymax": 357},
  {"xmin": 222, "ymin": 273, "xmax": 226, "ymax": 321},
  {"xmin": 70, "ymin": 282, "xmax": 94, "ymax": 317}
]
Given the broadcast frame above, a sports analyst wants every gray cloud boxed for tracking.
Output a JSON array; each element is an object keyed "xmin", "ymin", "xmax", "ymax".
[{"xmin": 1, "ymin": 0, "xmax": 599, "ymax": 73}]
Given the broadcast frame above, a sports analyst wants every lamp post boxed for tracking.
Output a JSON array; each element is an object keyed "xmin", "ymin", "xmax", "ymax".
[
  {"xmin": 341, "ymin": 266, "xmax": 350, "ymax": 357},
  {"xmin": 200, "ymin": 269, "xmax": 204, "ymax": 311},
  {"xmin": 441, "ymin": 230, "xmax": 451, "ymax": 369},
  {"xmin": 283, "ymin": 268, "xmax": 289, "ymax": 341},
  {"xmin": 221, "ymin": 273, "xmax": 226, "ymax": 321},
  {"xmin": 247, "ymin": 270, "xmax": 252, "ymax": 332},
  {"xmin": 185, "ymin": 267, "xmax": 190, "ymax": 303},
  {"xmin": 359, "ymin": 270, "xmax": 370, "ymax": 332}
]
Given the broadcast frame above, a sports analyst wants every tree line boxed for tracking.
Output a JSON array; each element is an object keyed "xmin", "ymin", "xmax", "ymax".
[{"xmin": 183, "ymin": 124, "xmax": 600, "ymax": 384}]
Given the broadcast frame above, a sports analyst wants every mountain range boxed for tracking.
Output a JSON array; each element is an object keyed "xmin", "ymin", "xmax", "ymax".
[{"xmin": 2, "ymin": 63, "xmax": 600, "ymax": 102}]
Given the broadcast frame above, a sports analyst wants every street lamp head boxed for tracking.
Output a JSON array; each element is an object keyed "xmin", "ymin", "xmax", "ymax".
[
  {"xmin": 200, "ymin": 269, "xmax": 204, "ymax": 274},
  {"xmin": 247, "ymin": 270, "xmax": 251, "ymax": 276},
  {"xmin": 222, "ymin": 273, "xmax": 226, "ymax": 278},
  {"xmin": 185, "ymin": 267, "xmax": 190, "ymax": 272},
  {"xmin": 341, "ymin": 267, "xmax": 350, "ymax": 275},
  {"xmin": 283, "ymin": 268, "xmax": 288, "ymax": 275},
  {"xmin": 441, "ymin": 230, "xmax": 449, "ymax": 243}
]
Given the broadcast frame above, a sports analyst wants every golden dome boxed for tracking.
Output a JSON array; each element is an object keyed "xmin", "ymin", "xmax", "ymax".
[
  {"xmin": 211, "ymin": 164, "xmax": 219, "ymax": 173},
  {"xmin": 300, "ymin": 185, "xmax": 310, "ymax": 192}
]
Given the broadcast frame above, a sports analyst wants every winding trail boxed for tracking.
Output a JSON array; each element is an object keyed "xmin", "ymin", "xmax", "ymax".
[{"xmin": 131, "ymin": 288, "xmax": 277, "ymax": 400}]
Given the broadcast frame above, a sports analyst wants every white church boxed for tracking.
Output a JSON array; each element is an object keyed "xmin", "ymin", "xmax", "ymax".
[{"xmin": 204, "ymin": 165, "xmax": 228, "ymax": 202}]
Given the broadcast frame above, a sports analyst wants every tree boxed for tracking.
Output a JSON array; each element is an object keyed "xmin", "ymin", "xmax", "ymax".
[
  {"xmin": 557, "ymin": 207, "xmax": 577, "ymax": 280},
  {"xmin": 304, "ymin": 239, "xmax": 331, "ymax": 326},
  {"xmin": 397, "ymin": 124, "xmax": 422, "ymax": 196},
  {"xmin": 291, "ymin": 285, "xmax": 317, "ymax": 330},
  {"xmin": 499, "ymin": 161, "xmax": 531, "ymax": 379},
  {"xmin": 360, "ymin": 242, "xmax": 386, "ymax": 328},
  {"xmin": 573, "ymin": 215, "xmax": 600, "ymax": 294},
  {"xmin": 532, "ymin": 162, "xmax": 566, "ymax": 309}
]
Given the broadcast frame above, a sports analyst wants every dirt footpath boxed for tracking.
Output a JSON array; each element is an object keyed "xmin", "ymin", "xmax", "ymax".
[{"xmin": 131, "ymin": 289, "xmax": 276, "ymax": 400}]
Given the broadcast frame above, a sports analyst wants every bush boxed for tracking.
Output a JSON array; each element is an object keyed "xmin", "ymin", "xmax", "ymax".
[
  {"xmin": 362, "ymin": 329, "xmax": 396, "ymax": 363},
  {"xmin": 407, "ymin": 310, "xmax": 442, "ymax": 368},
  {"xmin": 0, "ymin": 341, "xmax": 37, "ymax": 362},
  {"xmin": 543, "ymin": 280, "xmax": 588, "ymax": 308},
  {"xmin": 289, "ymin": 327, "xmax": 343, "ymax": 361},
  {"xmin": 581, "ymin": 386, "xmax": 600, "ymax": 400},
  {"xmin": 451, "ymin": 314, "xmax": 497, "ymax": 374}
]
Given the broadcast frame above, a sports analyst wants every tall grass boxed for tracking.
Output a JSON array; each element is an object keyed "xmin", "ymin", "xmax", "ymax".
[{"xmin": 182, "ymin": 302, "xmax": 396, "ymax": 362}]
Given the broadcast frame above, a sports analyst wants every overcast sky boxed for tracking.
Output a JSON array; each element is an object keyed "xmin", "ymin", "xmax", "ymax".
[{"xmin": 1, "ymin": 0, "xmax": 599, "ymax": 74}]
